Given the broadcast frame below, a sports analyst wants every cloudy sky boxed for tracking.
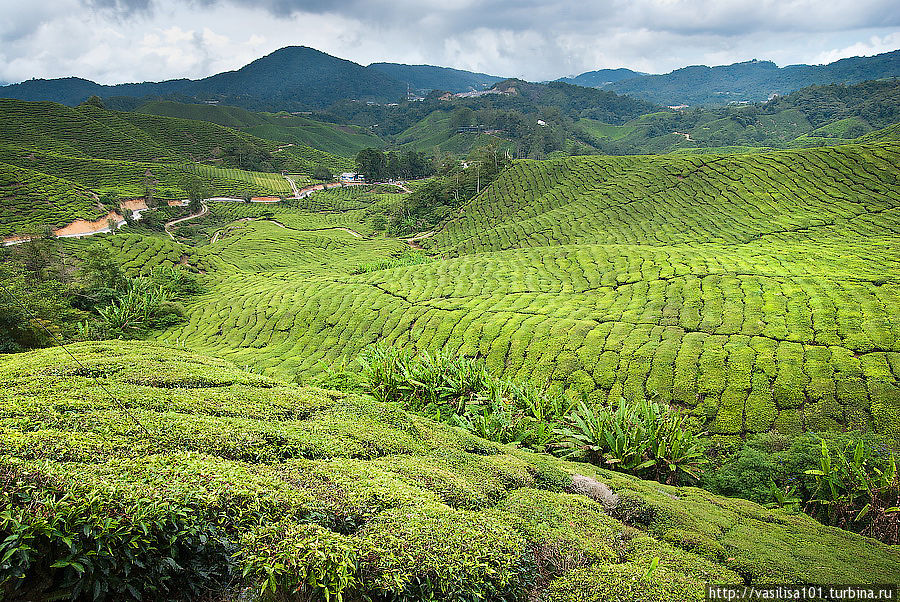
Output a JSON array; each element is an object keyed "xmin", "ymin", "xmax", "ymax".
[{"xmin": 1, "ymin": 0, "xmax": 898, "ymax": 85}]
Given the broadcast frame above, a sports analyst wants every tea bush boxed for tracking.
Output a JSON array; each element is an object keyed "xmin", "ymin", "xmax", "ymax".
[{"xmin": 1, "ymin": 342, "xmax": 897, "ymax": 600}]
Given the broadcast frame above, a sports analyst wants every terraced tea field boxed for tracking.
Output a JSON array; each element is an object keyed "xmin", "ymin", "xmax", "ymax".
[
  {"xmin": 5, "ymin": 342, "xmax": 898, "ymax": 600},
  {"xmin": 0, "ymin": 162, "xmax": 102, "ymax": 236},
  {"xmin": 139, "ymin": 141, "xmax": 900, "ymax": 440},
  {"xmin": 0, "ymin": 99, "xmax": 340, "ymax": 236}
]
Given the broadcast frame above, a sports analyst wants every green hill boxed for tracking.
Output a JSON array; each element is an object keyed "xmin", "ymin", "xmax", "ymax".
[
  {"xmin": 0, "ymin": 99, "xmax": 361, "ymax": 234},
  {"xmin": 858, "ymin": 122, "xmax": 900, "ymax": 142},
  {"xmin": 143, "ymin": 141, "xmax": 900, "ymax": 442},
  {"xmin": 0, "ymin": 98, "xmax": 306, "ymax": 164},
  {"xmin": 0, "ymin": 162, "xmax": 103, "ymax": 236},
  {"xmin": 135, "ymin": 100, "xmax": 383, "ymax": 157},
  {"xmin": 556, "ymin": 68, "xmax": 646, "ymax": 87},
  {"xmin": 368, "ymin": 62, "xmax": 505, "ymax": 92},
  {"xmin": 607, "ymin": 50, "xmax": 900, "ymax": 106},
  {"xmin": 2, "ymin": 341, "xmax": 897, "ymax": 600},
  {"xmin": 574, "ymin": 79, "xmax": 900, "ymax": 155}
]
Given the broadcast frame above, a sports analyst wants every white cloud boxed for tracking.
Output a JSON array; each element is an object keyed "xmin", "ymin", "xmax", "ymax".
[
  {"xmin": 0, "ymin": 0, "xmax": 897, "ymax": 84},
  {"xmin": 811, "ymin": 32, "xmax": 900, "ymax": 64}
]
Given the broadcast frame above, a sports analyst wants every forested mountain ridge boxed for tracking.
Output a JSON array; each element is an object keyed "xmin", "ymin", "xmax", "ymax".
[
  {"xmin": 605, "ymin": 49, "xmax": 900, "ymax": 106},
  {"xmin": 556, "ymin": 68, "xmax": 646, "ymax": 87},
  {"xmin": 574, "ymin": 78, "xmax": 900, "ymax": 154},
  {"xmin": 4, "ymin": 46, "xmax": 897, "ymax": 114},
  {"xmin": 0, "ymin": 47, "xmax": 408, "ymax": 111},
  {"xmin": 367, "ymin": 62, "xmax": 505, "ymax": 92}
]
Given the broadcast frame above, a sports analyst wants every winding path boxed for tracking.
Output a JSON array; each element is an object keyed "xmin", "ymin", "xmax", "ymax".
[
  {"xmin": 164, "ymin": 202, "xmax": 208, "ymax": 240},
  {"xmin": 406, "ymin": 230, "xmax": 435, "ymax": 249}
]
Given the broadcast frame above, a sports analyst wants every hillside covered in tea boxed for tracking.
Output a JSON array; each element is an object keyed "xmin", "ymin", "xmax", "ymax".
[
  {"xmin": 140, "ymin": 140, "xmax": 900, "ymax": 442},
  {"xmin": 1, "ymin": 342, "xmax": 897, "ymax": 601}
]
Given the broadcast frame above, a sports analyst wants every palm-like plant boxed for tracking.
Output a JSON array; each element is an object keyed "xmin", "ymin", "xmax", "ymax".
[
  {"xmin": 804, "ymin": 438, "xmax": 900, "ymax": 542},
  {"xmin": 554, "ymin": 397, "xmax": 706, "ymax": 486}
]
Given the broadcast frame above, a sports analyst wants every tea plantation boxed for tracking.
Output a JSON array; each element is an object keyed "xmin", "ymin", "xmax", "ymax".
[
  {"xmin": 1, "ymin": 342, "xmax": 897, "ymax": 600},
  {"xmin": 147, "ymin": 140, "xmax": 900, "ymax": 441},
  {"xmin": 0, "ymin": 99, "xmax": 341, "ymax": 235},
  {"xmin": 0, "ymin": 162, "xmax": 102, "ymax": 236}
]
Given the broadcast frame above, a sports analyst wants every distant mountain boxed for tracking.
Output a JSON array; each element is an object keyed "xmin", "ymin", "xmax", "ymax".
[
  {"xmin": 186, "ymin": 46, "xmax": 406, "ymax": 109},
  {"xmin": 0, "ymin": 46, "xmax": 407, "ymax": 110},
  {"xmin": 555, "ymin": 68, "xmax": 646, "ymax": 87},
  {"xmin": 607, "ymin": 50, "xmax": 900, "ymax": 106},
  {"xmin": 367, "ymin": 63, "xmax": 504, "ymax": 93},
  {"xmin": 0, "ymin": 76, "xmax": 190, "ymax": 107}
]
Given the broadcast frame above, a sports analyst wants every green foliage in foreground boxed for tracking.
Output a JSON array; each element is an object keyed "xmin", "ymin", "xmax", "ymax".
[
  {"xmin": 555, "ymin": 398, "xmax": 706, "ymax": 485},
  {"xmin": 702, "ymin": 431, "xmax": 900, "ymax": 542},
  {"xmin": 803, "ymin": 438, "xmax": 899, "ymax": 542},
  {"xmin": 348, "ymin": 344, "xmax": 572, "ymax": 450},
  {"xmin": 342, "ymin": 345, "xmax": 706, "ymax": 487},
  {"xmin": 340, "ymin": 345, "xmax": 899, "ymax": 541},
  {"xmin": 1, "ymin": 342, "xmax": 898, "ymax": 600},
  {"xmin": 0, "ymin": 239, "xmax": 199, "ymax": 350}
]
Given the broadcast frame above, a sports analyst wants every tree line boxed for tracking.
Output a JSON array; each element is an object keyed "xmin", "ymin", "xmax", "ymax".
[{"xmin": 354, "ymin": 149, "xmax": 434, "ymax": 182}]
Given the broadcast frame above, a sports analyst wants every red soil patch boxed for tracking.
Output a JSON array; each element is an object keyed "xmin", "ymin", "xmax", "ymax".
[
  {"xmin": 120, "ymin": 198, "xmax": 148, "ymax": 212},
  {"xmin": 55, "ymin": 211, "xmax": 123, "ymax": 237}
]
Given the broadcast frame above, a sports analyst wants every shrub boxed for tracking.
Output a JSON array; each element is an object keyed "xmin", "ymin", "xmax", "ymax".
[
  {"xmin": 94, "ymin": 279, "xmax": 181, "ymax": 337},
  {"xmin": 702, "ymin": 446, "xmax": 776, "ymax": 504},
  {"xmin": 312, "ymin": 166, "xmax": 333, "ymax": 181},
  {"xmin": 355, "ymin": 344, "xmax": 570, "ymax": 450},
  {"xmin": 237, "ymin": 521, "xmax": 356, "ymax": 602},
  {"xmin": 0, "ymin": 483, "xmax": 235, "ymax": 601},
  {"xmin": 553, "ymin": 398, "xmax": 706, "ymax": 485},
  {"xmin": 804, "ymin": 437, "xmax": 900, "ymax": 543}
]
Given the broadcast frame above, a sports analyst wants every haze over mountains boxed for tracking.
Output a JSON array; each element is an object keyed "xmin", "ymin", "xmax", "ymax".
[{"xmin": 2, "ymin": 45, "xmax": 898, "ymax": 112}]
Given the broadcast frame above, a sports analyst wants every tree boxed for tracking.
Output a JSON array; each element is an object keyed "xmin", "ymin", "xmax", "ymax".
[
  {"xmin": 386, "ymin": 152, "xmax": 401, "ymax": 180},
  {"xmin": 180, "ymin": 173, "xmax": 207, "ymax": 214},
  {"xmin": 143, "ymin": 169, "xmax": 158, "ymax": 208},
  {"xmin": 82, "ymin": 95, "xmax": 105, "ymax": 109},
  {"xmin": 77, "ymin": 244, "xmax": 128, "ymax": 291},
  {"xmin": 99, "ymin": 192, "xmax": 119, "ymax": 209},
  {"xmin": 355, "ymin": 148, "xmax": 386, "ymax": 182},
  {"xmin": 0, "ymin": 262, "xmax": 79, "ymax": 352},
  {"xmin": 312, "ymin": 166, "xmax": 333, "ymax": 181},
  {"xmin": 449, "ymin": 107, "xmax": 475, "ymax": 132},
  {"xmin": 12, "ymin": 233, "xmax": 65, "ymax": 283}
]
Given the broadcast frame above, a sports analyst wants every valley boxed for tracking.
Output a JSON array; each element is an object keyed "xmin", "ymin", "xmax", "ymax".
[{"xmin": 0, "ymin": 39, "xmax": 898, "ymax": 602}]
